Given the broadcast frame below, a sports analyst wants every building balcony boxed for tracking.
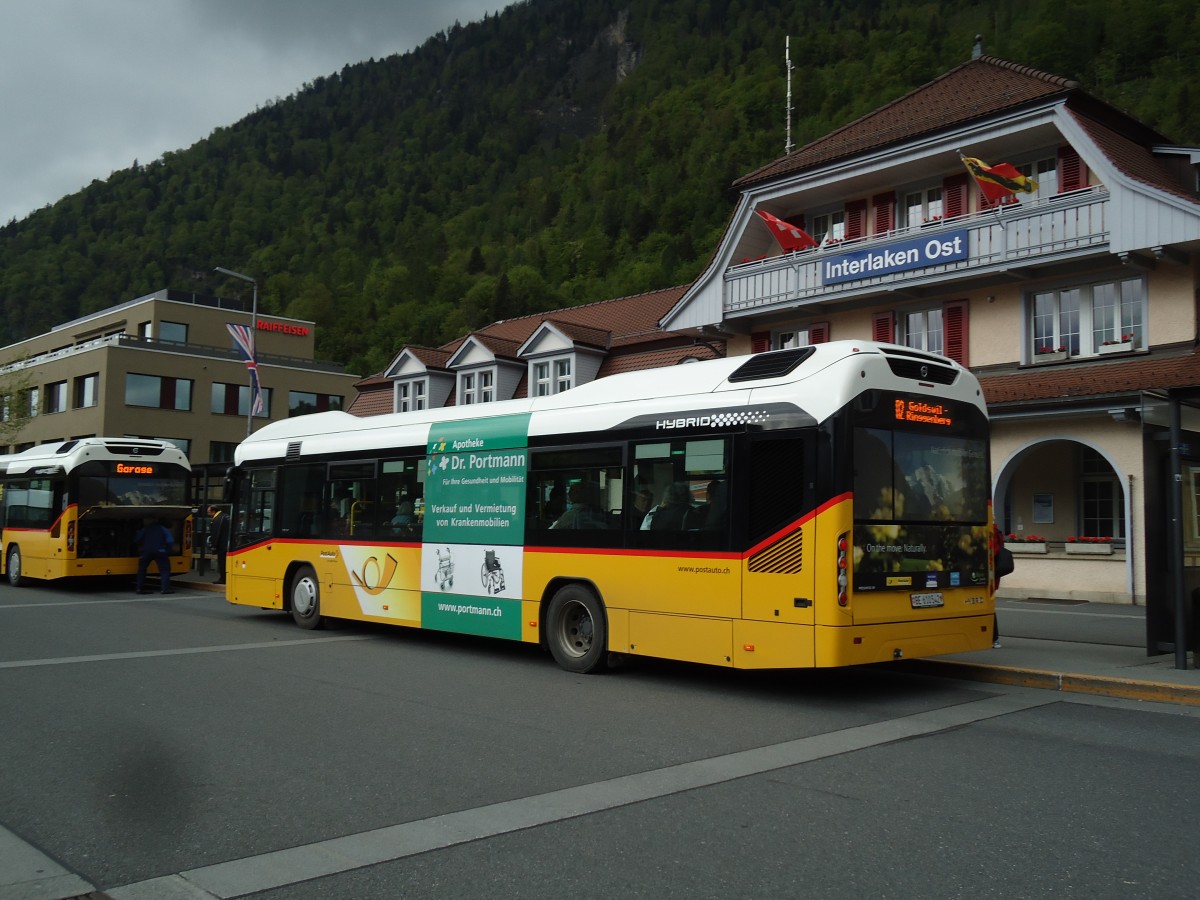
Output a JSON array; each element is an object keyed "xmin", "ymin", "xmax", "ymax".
[{"xmin": 724, "ymin": 187, "xmax": 1110, "ymax": 317}]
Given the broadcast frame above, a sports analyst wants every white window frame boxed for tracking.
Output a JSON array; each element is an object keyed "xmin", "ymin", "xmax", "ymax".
[
  {"xmin": 810, "ymin": 211, "xmax": 845, "ymax": 245},
  {"xmin": 459, "ymin": 368, "xmax": 495, "ymax": 406},
  {"xmin": 776, "ymin": 329, "xmax": 810, "ymax": 349},
  {"xmin": 1029, "ymin": 276, "xmax": 1145, "ymax": 361},
  {"xmin": 397, "ymin": 378, "xmax": 427, "ymax": 413},
  {"xmin": 530, "ymin": 355, "xmax": 574, "ymax": 397},
  {"xmin": 1018, "ymin": 156, "xmax": 1058, "ymax": 202},
  {"xmin": 896, "ymin": 307, "xmax": 943, "ymax": 354},
  {"xmin": 904, "ymin": 186, "xmax": 944, "ymax": 228}
]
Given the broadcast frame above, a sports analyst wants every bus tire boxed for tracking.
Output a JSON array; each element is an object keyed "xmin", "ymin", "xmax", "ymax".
[
  {"xmin": 546, "ymin": 584, "xmax": 608, "ymax": 674},
  {"xmin": 290, "ymin": 565, "xmax": 324, "ymax": 630},
  {"xmin": 6, "ymin": 545, "xmax": 24, "ymax": 587}
]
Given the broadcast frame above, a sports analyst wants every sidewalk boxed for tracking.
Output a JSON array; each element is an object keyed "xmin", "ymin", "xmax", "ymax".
[
  {"xmin": 176, "ymin": 572, "xmax": 1200, "ymax": 705},
  {"xmin": 900, "ymin": 600, "xmax": 1200, "ymax": 706}
]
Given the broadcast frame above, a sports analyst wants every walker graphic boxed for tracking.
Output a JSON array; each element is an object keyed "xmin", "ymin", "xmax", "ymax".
[{"xmin": 421, "ymin": 414, "xmax": 529, "ymax": 639}]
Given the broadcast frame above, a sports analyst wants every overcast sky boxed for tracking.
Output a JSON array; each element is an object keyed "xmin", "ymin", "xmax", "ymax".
[{"xmin": 0, "ymin": 0, "xmax": 507, "ymax": 225}]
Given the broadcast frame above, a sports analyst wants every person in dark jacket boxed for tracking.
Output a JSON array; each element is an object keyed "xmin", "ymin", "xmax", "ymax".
[
  {"xmin": 135, "ymin": 518, "xmax": 174, "ymax": 595},
  {"xmin": 208, "ymin": 505, "xmax": 230, "ymax": 584}
]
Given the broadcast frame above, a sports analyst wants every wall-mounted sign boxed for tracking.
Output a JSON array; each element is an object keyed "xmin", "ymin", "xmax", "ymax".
[
  {"xmin": 823, "ymin": 229, "xmax": 968, "ymax": 286},
  {"xmin": 256, "ymin": 321, "xmax": 310, "ymax": 337}
]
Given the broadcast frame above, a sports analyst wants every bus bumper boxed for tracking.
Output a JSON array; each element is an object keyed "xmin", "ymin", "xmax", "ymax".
[{"xmin": 815, "ymin": 615, "xmax": 994, "ymax": 667}]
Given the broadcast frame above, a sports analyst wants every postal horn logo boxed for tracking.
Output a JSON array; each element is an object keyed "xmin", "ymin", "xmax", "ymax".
[{"xmin": 350, "ymin": 553, "xmax": 399, "ymax": 595}]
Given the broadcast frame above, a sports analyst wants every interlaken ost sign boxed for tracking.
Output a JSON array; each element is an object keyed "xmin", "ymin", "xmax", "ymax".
[{"xmin": 822, "ymin": 228, "xmax": 968, "ymax": 286}]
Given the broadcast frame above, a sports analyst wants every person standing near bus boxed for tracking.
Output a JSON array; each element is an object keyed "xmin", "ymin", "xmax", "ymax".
[
  {"xmin": 208, "ymin": 505, "xmax": 230, "ymax": 584},
  {"xmin": 135, "ymin": 517, "xmax": 174, "ymax": 595}
]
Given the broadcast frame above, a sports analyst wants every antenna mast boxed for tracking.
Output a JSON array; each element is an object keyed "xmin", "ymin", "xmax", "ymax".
[{"xmin": 785, "ymin": 36, "xmax": 795, "ymax": 155}]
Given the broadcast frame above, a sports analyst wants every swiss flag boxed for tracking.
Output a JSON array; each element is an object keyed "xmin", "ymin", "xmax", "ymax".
[{"xmin": 755, "ymin": 210, "xmax": 818, "ymax": 252}]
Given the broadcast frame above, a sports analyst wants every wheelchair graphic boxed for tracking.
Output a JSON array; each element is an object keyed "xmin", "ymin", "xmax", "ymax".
[
  {"xmin": 481, "ymin": 549, "xmax": 506, "ymax": 595},
  {"xmin": 434, "ymin": 547, "xmax": 454, "ymax": 591}
]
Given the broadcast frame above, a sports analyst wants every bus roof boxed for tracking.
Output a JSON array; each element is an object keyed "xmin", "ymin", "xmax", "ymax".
[
  {"xmin": 0, "ymin": 437, "xmax": 191, "ymax": 477},
  {"xmin": 236, "ymin": 342, "xmax": 986, "ymax": 465}
]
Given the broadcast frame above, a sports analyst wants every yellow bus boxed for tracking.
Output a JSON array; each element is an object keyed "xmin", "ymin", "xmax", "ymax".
[
  {"xmin": 0, "ymin": 438, "xmax": 193, "ymax": 586},
  {"xmin": 226, "ymin": 342, "xmax": 996, "ymax": 673}
]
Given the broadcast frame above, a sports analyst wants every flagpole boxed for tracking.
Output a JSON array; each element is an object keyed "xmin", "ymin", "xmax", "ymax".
[{"xmin": 214, "ymin": 266, "xmax": 259, "ymax": 437}]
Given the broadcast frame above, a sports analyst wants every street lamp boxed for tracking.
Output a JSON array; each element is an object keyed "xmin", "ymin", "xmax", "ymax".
[{"xmin": 214, "ymin": 266, "xmax": 258, "ymax": 437}]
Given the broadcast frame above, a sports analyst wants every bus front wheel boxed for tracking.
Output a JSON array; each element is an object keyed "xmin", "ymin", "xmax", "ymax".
[
  {"xmin": 290, "ymin": 566, "xmax": 324, "ymax": 630},
  {"xmin": 6, "ymin": 545, "xmax": 23, "ymax": 587},
  {"xmin": 546, "ymin": 584, "xmax": 607, "ymax": 674}
]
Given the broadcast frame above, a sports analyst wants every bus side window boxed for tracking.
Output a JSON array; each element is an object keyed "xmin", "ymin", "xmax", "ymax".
[
  {"xmin": 630, "ymin": 438, "xmax": 731, "ymax": 552},
  {"xmin": 232, "ymin": 468, "xmax": 276, "ymax": 548},
  {"xmin": 278, "ymin": 464, "xmax": 325, "ymax": 538},
  {"xmin": 748, "ymin": 436, "xmax": 808, "ymax": 542},
  {"xmin": 526, "ymin": 446, "xmax": 622, "ymax": 548}
]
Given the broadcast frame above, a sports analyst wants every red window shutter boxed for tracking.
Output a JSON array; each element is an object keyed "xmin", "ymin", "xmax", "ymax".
[
  {"xmin": 809, "ymin": 322, "xmax": 830, "ymax": 344},
  {"xmin": 751, "ymin": 331, "xmax": 770, "ymax": 353},
  {"xmin": 846, "ymin": 200, "xmax": 868, "ymax": 240},
  {"xmin": 872, "ymin": 193, "xmax": 895, "ymax": 236},
  {"xmin": 942, "ymin": 300, "xmax": 969, "ymax": 367},
  {"xmin": 1058, "ymin": 146, "xmax": 1087, "ymax": 192},
  {"xmin": 871, "ymin": 311, "xmax": 894, "ymax": 344},
  {"xmin": 942, "ymin": 173, "xmax": 968, "ymax": 219}
]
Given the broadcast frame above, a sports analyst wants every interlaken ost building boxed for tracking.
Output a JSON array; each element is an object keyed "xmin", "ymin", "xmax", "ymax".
[{"xmin": 355, "ymin": 46, "xmax": 1200, "ymax": 651}]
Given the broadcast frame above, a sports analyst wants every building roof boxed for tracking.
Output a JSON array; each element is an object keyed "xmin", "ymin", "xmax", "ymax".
[
  {"xmin": 979, "ymin": 348, "xmax": 1200, "ymax": 409},
  {"xmin": 735, "ymin": 56, "xmax": 1084, "ymax": 189}
]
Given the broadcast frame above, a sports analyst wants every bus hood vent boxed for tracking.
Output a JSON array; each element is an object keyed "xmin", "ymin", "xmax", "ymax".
[
  {"xmin": 881, "ymin": 349, "xmax": 958, "ymax": 385},
  {"xmin": 286, "ymin": 441, "xmax": 303, "ymax": 460},
  {"xmin": 728, "ymin": 347, "xmax": 815, "ymax": 383}
]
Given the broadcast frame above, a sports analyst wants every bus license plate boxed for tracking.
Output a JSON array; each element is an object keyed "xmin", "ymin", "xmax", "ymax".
[{"xmin": 911, "ymin": 592, "xmax": 944, "ymax": 609}]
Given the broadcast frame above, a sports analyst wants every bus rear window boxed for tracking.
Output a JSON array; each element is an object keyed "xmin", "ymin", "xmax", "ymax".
[{"xmin": 853, "ymin": 427, "xmax": 987, "ymax": 524}]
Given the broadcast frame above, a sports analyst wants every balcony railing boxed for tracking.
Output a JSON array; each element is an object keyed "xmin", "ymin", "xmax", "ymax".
[{"xmin": 725, "ymin": 187, "xmax": 1110, "ymax": 316}]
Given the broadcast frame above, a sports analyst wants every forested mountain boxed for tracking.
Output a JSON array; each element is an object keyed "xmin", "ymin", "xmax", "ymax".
[{"xmin": 2, "ymin": 0, "xmax": 1197, "ymax": 375}]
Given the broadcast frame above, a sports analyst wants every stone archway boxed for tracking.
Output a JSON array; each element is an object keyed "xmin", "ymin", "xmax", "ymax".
[{"xmin": 992, "ymin": 436, "xmax": 1132, "ymax": 603}]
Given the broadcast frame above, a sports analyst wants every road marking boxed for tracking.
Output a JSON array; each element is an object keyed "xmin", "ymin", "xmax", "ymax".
[
  {"xmin": 0, "ymin": 823, "xmax": 95, "ymax": 900},
  {"xmin": 0, "ymin": 596, "xmax": 169, "ymax": 610},
  {"xmin": 0, "ymin": 635, "xmax": 375, "ymax": 669},
  {"xmin": 104, "ymin": 693, "xmax": 1054, "ymax": 899}
]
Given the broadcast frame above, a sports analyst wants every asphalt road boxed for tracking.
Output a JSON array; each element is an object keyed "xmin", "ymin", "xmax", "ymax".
[{"xmin": 1, "ymin": 581, "xmax": 1198, "ymax": 899}]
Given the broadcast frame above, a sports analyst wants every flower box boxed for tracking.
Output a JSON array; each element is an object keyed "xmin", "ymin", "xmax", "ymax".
[
  {"xmin": 1097, "ymin": 340, "xmax": 1134, "ymax": 356},
  {"xmin": 1065, "ymin": 542, "xmax": 1114, "ymax": 555},
  {"xmin": 1006, "ymin": 541, "xmax": 1047, "ymax": 554},
  {"xmin": 1035, "ymin": 350, "xmax": 1067, "ymax": 363}
]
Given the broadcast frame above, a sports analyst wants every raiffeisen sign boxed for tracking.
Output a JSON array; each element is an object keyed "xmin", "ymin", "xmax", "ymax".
[
  {"xmin": 822, "ymin": 229, "xmax": 968, "ymax": 286},
  {"xmin": 256, "ymin": 320, "xmax": 310, "ymax": 337}
]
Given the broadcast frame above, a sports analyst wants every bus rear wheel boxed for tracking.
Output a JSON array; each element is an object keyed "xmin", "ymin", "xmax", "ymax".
[
  {"xmin": 290, "ymin": 565, "xmax": 324, "ymax": 630},
  {"xmin": 546, "ymin": 584, "xmax": 607, "ymax": 674},
  {"xmin": 6, "ymin": 545, "xmax": 23, "ymax": 587}
]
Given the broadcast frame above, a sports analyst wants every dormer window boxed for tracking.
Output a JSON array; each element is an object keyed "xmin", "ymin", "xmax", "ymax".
[
  {"xmin": 396, "ymin": 379, "xmax": 426, "ymax": 412},
  {"xmin": 459, "ymin": 369, "xmax": 496, "ymax": 405},
  {"xmin": 532, "ymin": 356, "xmax": 574, "ymax": 397}
]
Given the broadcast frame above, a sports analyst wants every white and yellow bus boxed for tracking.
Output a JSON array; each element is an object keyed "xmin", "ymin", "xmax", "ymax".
[
  {"xmin": 0, "ymin": 438, "xmax": 193, "ymax": 585},
  {"xmin": 226, "ymin": 342, "xmax": 996, "ymax": 673}
]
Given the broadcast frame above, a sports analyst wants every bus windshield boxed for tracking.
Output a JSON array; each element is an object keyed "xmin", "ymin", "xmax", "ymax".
[{"xmin": 77, "ymin": 462, "xmax": 189, "ymax": 509}]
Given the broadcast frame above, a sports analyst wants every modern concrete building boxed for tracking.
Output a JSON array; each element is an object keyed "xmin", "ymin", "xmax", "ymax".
[{"xmin": 0, "ymin": 289, "xmax": 359, "ymax": 469}]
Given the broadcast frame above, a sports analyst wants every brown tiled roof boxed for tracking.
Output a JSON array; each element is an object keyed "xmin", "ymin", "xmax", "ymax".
[
  {"xmin": 347, "ymin": 384, "xmax": 393, "ymax": 416},
  {"xmin": 459, "ymin": 285, "xmax": 690, "ymax": 349},
  {"xmin": 979, "ymin": 349, "xmax": 1200, "ymax": 408},
  {"xmin": 537, "ymin": 319, "xmax": 611, "ymax": 350},
  {"xmin": 734, "ymin": 57, "xmax": 1077, "ymax": 189},
  {"xmin": 404, "ymin": 346, "xmax": 453, "ymax": 370},
  {"xmin": 1068, "ymin": 110, "xmax": 1197, "ymax": 204},
  {"xmin": 598, "ymin": 343, "xmax": 724, "ymax": 377},
  {"xmin": 462, "ymin": 333, "xmax": 523, "ymax": 361}
]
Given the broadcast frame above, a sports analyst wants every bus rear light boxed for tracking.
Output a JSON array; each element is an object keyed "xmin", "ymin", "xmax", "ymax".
[{"xmin": 837, "ymin": 531, "xmax": 850, "ymax": 607}]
